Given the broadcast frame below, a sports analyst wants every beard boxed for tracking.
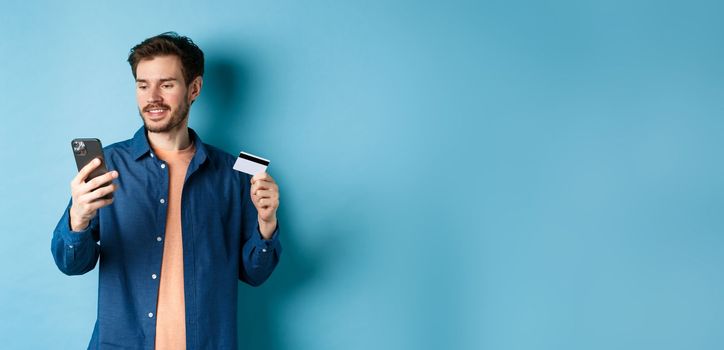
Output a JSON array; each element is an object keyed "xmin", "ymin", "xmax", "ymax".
[{"xmin": 139, "ymin": 100, "xmax": 190, "ymax": 133}]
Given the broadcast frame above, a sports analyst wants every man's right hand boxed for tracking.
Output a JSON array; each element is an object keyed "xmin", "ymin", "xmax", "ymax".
[{"xmin": 69, "ymin": 158, "xmax": 119, "ymax": 232}]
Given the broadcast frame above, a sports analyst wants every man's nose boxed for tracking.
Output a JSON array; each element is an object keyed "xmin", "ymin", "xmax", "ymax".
[{"xmin": 146, "ymin": 86, "xmax": 162, "ymax": 103}]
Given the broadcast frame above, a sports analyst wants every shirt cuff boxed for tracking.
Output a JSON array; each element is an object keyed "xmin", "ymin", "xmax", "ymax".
[
  {"xmin": 252, "ymin": 222, "xmax": 281, "ymax": 255},
  {"xmin": 59, "ymin": 207, "xmax": 96, "ymax": 246}
]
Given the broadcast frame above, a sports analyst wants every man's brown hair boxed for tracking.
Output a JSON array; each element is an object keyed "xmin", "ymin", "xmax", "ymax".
[{"xmin": 127, "ymin": 32, "xmax": 204, "ymax": 86}]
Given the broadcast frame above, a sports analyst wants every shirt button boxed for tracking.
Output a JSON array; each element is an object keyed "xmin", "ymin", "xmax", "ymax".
[
  {"xmin": 152, "ymin": 274, "xmax": 157, "ymax": 279},
  {"xmin": 161, "ymin": 163, "xmax": 166, "ymax": 169},
  {"xmin": 160, "ymin": 198, "xmax": 165, "ymax": 204},
  {"xmin": 156, "ymin": 236, "xmax": 163, "ymax": 242},
  {"xmin": 150, "ymin": 153, "xmax": 155, "ymax": 158},
  {"xmin": 148, "ymin": 312, "xmax": 154, "ymax": 318},
  {"xmin": 69, "ymin": 245, "xmax": 74, "ymax": 249},
  {"xmin": 261, "ymin": 248, "xmax": 267, "ymax": 253}
]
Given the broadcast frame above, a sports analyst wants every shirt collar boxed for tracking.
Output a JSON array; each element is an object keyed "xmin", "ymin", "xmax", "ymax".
[{"xmin": 130, "ymin": 126, "xmax": 208, "ymax": 165}]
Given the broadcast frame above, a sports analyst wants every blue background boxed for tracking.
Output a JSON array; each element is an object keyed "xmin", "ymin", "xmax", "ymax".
[{"xmin": 1, "ymin": 1, "xmax": 723, "ymax": 349}]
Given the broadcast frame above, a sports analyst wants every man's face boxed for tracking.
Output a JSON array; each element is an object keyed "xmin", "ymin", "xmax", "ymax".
[{"xmin": 135, "ymin": 55, "xmax": 193, "ymax": 134}]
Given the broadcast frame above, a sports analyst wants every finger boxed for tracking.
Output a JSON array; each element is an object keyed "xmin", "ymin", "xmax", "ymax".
[
  {"xmin": 252, "ymin": 189, "xmax": 272, "ymax": 198},
  {"xmin": 251, "ymin": 172, "xmax": 273, "ymax": 185},
  {"xmin": 82, "ymin": 170, "xmax": 119, "ymax": 193},
  {"xmin": 257, "ymin": 198, "xmax": 278, "ymax": 209},
  {"xmin": 77, "ymin": 188, "xmax": 105, "ymax": 206},
  {"xmin": 86, "ymin": 197, "xmax": 115, "ymax": 211},
  {"xmin": 72, "ymin": 158, "xmax": 102, "ymax": 185},
  {"xmin": 251, "ymin": 172, "xmax": 270, "ymax": 182},
  {"xmin": 80, "ymin": 183, "xmax": 117, "ymax": 203},
  {"xmin": 73, "ymin": 194, "xmax": 114, "ymax": 217},
  {"xmin": 252, "ymin": 179, "xmax": 277, "ymax": 189},
  {"xmin": 250, "ymin": 181, "xmax": 273, "ymax": 193},
  {"xmin": 253, "ymin": 179, "xmax": 277, "ymax": 189},
  {"xmin": 252, "ymin": 189, "xmax": 277, "ymax": 199}
]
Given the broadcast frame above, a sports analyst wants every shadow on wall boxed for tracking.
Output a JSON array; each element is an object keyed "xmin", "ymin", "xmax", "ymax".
[{"xmin": 201, "ymin": 54, "xmax": 324, "ymax": 350}]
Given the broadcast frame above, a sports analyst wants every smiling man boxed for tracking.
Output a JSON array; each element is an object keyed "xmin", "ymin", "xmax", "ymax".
[{"xmin": 51, "ymin": 32, "xmax": 282, "ymax": 349}]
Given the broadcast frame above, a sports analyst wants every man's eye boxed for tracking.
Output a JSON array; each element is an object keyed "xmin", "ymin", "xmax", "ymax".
[
  {"xmin": 162, "ymin": 84, "xmax": 173, "ymax": 88},
  {"xmin": 138, "ymin": 86, "xmax": 147, "ymax": 90}
]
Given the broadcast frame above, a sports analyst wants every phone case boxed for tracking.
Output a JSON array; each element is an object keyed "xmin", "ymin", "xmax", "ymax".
[{"xmin": 71, "ymin": 138, "xmax": 113, "ymax": 199}]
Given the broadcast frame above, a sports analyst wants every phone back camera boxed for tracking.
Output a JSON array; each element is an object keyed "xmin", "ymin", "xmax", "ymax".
[{"xmin": 73, "ymin": 141, "xmax": 87, "ymax": 156}]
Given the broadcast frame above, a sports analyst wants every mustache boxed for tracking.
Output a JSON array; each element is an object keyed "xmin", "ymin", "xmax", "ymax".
[{"xmin": 143, "ymin": 104, "xmax": 171, "ymax": 112}]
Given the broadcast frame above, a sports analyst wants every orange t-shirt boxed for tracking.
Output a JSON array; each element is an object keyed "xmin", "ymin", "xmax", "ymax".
[{"xmin": 152, "ymin": 141, "xmax": 195, "ymax": 350}]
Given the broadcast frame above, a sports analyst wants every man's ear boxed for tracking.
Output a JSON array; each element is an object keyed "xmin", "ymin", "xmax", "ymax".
[{"xmin": 188, "ymin": 76, "xmax": 203, "ymax": 105}]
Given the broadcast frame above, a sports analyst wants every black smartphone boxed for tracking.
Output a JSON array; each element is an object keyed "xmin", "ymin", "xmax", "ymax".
[{"xmin": 71, "ymin": 138, "xmax": 113, "ymax": 199}]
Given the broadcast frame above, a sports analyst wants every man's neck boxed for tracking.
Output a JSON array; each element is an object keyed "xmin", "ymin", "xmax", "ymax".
[{"xmin": 147, "ymin": 124, "xmax": 192, "ymax": 151}]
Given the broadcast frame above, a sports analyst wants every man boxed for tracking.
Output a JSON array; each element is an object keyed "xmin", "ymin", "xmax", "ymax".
[{"xmin": 51, "ymin": 32, "xmax": 282, "ymax": 349}]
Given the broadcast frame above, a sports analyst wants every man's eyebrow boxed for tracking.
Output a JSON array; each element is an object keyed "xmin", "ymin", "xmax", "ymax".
[{"xmin": 135, "ymin": 78, "xmax": 178, "ymax": 83}]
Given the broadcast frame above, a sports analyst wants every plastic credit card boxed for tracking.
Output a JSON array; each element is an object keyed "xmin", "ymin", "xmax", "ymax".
[{"xmin": 233, "ymin": 151, "xmax": 270, "ymax": 175}]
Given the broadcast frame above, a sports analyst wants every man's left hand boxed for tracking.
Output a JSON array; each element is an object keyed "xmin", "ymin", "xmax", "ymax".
[{"xmin": 250, "ymin": 172, "xmax": 279, "ymax": 239}]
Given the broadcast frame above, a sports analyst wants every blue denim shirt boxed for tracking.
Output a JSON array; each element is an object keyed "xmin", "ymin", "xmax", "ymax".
[{"xmin": 51, "ymin": 127, "xmax": 281, "ymax": 349}]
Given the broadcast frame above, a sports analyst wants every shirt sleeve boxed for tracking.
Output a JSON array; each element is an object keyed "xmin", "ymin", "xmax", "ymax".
[
  {"xmin": 238, "ymin": 176, "xmax": 282, "ymax": 286},
  {"xmin": 50, "ymin": 199, "xmax": 101, "ymax": 276}
]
